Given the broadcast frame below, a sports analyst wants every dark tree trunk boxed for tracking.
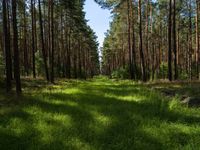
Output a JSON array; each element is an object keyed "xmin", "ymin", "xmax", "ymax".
[
  {"xmin": 50, "ymin": 0, "xmax": 54, "ymax": 83},
  {"xmin": 130, "ymin": 0, "xmax": 137, "ymax": 80},
  {"xmin": 139, "ymin": 0, "xmax": 147, "ymax": 82},
  {"xmin": 189, "ymin": 0, "xmax": 193, "ymax": 80},
  {"xmin": 168, "ymin": 0, "xmax": 172, "ymax": 81},
  {"xmin": 6, "ymin": 1, "xmax": 13, "ymax": 80},
  {"xmin": 12, "ymin": 0, "xmax": 22, "ymax": 94},
  {"xmin": 173, "ymin": 0, "xmax": 178, "ymax": 80},
  {"xmin": 31, "ymin": 0, "xmax": 36, "ymax": 78},
  {"xmin": 3, "ymin": 0, "xmax": 12, "ymax": 92},
  {"xmin": 67, "ymin": 29, "xmax": 71, "ymax": 79},
  {"xmin": 78, "ymin": 38, "xmax": 82, "ymax": 78},
  {"xmin": 145, "ymin": 0, "xmax": 150, "ymax": 79},
  {"xmin": 196, "ymin": 0, "xmax": 200, "ymax": 79},
  {"xmin": 127, "ymin": 0, "xmax": 134, "ymax": 79},
  {"xmin": 23, "ymin": 2, "xmax": 28, "ymax": 76}
]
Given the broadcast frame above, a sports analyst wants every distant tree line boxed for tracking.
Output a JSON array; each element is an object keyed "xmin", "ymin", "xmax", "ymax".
[{"xmin": 0, "ymin": 0, "xmax": 100, "ymax": 94}]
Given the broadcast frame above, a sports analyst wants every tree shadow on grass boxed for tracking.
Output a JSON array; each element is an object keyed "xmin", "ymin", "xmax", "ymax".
[{"xmin": 1, "ymin": 81, "xmax": 200, "ymax": 149}]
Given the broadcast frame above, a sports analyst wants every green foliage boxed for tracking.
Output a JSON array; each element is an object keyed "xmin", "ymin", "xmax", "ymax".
[
  {"xmin": 111, "ymin": 67, "xmax": 129, "ymax": 79},
  {"xmin": 179, "ymin": 70, "xmax": 189, "ymax": 80},
  {"xmin": 158, "ymin": 62, "xmax": 168, "ymax": 79},
  {"xmin": 158, "ymin": 63, "xmax": 192, "ymax": 80},
  {"xmin": 0, "ymin": 52, "xmax": 4, "ymax": 77},
  {"xmin": 35, "ymin": 51, "xmax": 44, "ymax": 76}
]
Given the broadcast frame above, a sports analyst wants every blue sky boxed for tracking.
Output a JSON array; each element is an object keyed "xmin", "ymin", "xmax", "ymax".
[{"xmin": 84, "ymin": 0, "xmax": 111, "ymax": 48}]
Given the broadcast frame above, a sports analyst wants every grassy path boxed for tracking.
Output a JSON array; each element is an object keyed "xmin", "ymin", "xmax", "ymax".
[{"xmin": 1, "ymin": 77, "xmax": 200, "ymax": 150}]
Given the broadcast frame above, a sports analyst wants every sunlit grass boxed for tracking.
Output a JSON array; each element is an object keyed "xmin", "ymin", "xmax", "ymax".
[{"xmin": 0, "ymin": 77, "xmax": 200, "ymax": 149}]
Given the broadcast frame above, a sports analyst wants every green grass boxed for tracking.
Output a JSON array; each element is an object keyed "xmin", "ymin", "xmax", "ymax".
[{"xmin": 1, "ymin": 77, "xmax": 200, "ymax": 150}]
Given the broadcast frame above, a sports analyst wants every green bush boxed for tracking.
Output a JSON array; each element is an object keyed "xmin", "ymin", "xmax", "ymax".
[
  {"xmin": 35, "ymin": 51, "xmax": 44, "ymax": 76},
  {"xmin": 179, "ymin": 70, "xmax": 189, "ymax": 80},
  {"xmin": 158, "ymin": 62, "xmax": 194, "ymax": 80},
  {"xmin": 158, "ymin": 62, "xmax": 168, "ymax": 79},
  {"xmin": 111, "ymin": 66, "xmax": 129, "ymax": 79},
  {"xmin": 0, "ymin": 53, "xmax": 5, "ymax": 77}
]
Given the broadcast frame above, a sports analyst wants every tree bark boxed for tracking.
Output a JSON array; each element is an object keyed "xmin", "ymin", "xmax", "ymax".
[
  {"xmin": 12, "ymin": 0, "xmax": 22, "ymax": 94},
  {"xmin": 23, "ymin": 1, "xmax": 28, "ymax": 76},
  {"xmin": 196, "ymin": 0, "xmax": 200, "ymax": 79},
  {"xmin": 31, "ymin": 0, "xmax": 36, "ymax": 78},
  {"xmin": 50, "ymin": 0, "xmax": 54, "ymax": 83},
  {"xmin": 139, "ymin": 0, "xmax": 147, "ymax": 81},
  {"xmin": 145, "ymin": 0, "xmax": 150, "ymax": 78},
  {"xmin": 173, "ymin": 0, "xmax": 178, "ymax": 80},
  {"xmin": 130, "ymin": 0, "xmax": 137, "ymax": 80},
  {"xmin": 168, "ymin": 0, "xmax": 172, "ymax": 81},
  {"xmin": 3, "ymin": 0, "xmax": 12, "ymax": 92},
  {"xmin": 189, "ymin": 0, "xmax": 193, "ymax": 80},
  {"xmin": 127, "ymin": 0, "xmax": 134, "ymax": 79}
]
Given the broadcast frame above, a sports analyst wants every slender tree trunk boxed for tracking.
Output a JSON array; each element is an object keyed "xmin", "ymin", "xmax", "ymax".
[
  {"xmin": 60, "ymin": 11, "xmax": 64, "ymax": 77},
  {"xmin": 150, "ymin": 3, "xmax": 153, "ymax": 78},
  {"xmin": 23, "ymin": 1, "xmax": 28, "ymax": 76},
  {"xmin": 139, "ymin": 0, "xmax": 147, "ymax": 81},
  {"xmin": 50, "ymin": 0, "xmax": 54, "ymax": 83},
  {"xmin": 196, "ymin": 0, "xmax": 200, "ymax": 79},
  {"xmin": 31, "ymin": 0, "xmax": 36, "ymax": 78},
  {"xmin": 12, "ymin": 0, "xmax": 22, "ymax": 94},
  {"xmin": 74, "ymin": 45, "xmax": 77, "ymax": 79},
  {"xmin": 145, "ymin": 0, "xmax": 149, "ymax": 78},
  {"xmin": 3, "ymin": 0, "xmax": 12, "ymax": 92},
  {"xmin": 67, "ymin": 29, "xmax": 71, "ymax": 78},
  {"xmin": 130, "ymin": 0, "xmax": 137, "ymax": 79},
  {"xmin": 38, "ymin": 0, "xmax": 49, "ymax": 81},
  {"xmin": 78, "ymin": 38, "xmax": 82, "ymax": 78},
  {"xmin": 173, "ymin": 0, "xmax": 178, "ymax": 80},
  {"xmin": 168, "ymin": 0, "xmax": 172, "ymax": 81},
  {"xmin": 177, "ymin": 21, "xmax": 180, "ymax": 67},
  {"xmin": 189, "ymin": 0, "xmax": 193, "ymax": 80},
  {"xmin": 47, "ymin": 0, "xmax": 51, "ymax": 71},
  {"xmin": 127, "ymin": 0, "xmax": 133, "ymax": 79},
  {"xmin": 7, "ymin": 1, "xmax": 13, "ymax": 80}
]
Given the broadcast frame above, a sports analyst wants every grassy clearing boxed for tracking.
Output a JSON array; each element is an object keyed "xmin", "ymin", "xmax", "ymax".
[{"xmin": 0, "ymin": 77, "xmax": 200, "ymax": 150}]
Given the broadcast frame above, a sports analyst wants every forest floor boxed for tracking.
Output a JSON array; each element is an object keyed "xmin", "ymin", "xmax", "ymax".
[{"xmin": 0, "ymin": 76, "xmax": 200, "ymax": 150}]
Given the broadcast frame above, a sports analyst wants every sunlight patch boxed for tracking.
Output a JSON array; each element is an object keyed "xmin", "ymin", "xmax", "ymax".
[
  {"xmin": 7, "ymin": 118, "xmax": 27, "ymax": 136},
  {"xmin": 120, "ymin": 95, "xmax": 145, "ymax": 102},
  {"xmin": 34, "ymin": 113, "xmax": 72, "ymax": 144},
  {"xmin": 93, "ymin": 111, "xmax": 111, "ymax": 126},
  {"xmin": 140, "ymin": 120, "xmax": 199, "ymax": 146},
  {"xmin": 65, "ymin": 88, "xmax": 83, "ymax": 94},
  {"xmin": 105, "ymin": 93, "xmax": 146, "ymax": 102},
  {"xmin": 23, "ymin": 106, "xmax": 43, "ymax": 115},
  {"xmin": 35, "ymin": 120, "xmax": 55, "ymax": 143},
  {"xmin": 66, "ymin": 101, "xmax": 78, "ymax": 107},
  {"xmin": 69, "ymin": 137, "xmax": 95, "ymax": 150},
  {"xmin": 52, "ymin": 113, "xmax": 72, "ymax": 127}
]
